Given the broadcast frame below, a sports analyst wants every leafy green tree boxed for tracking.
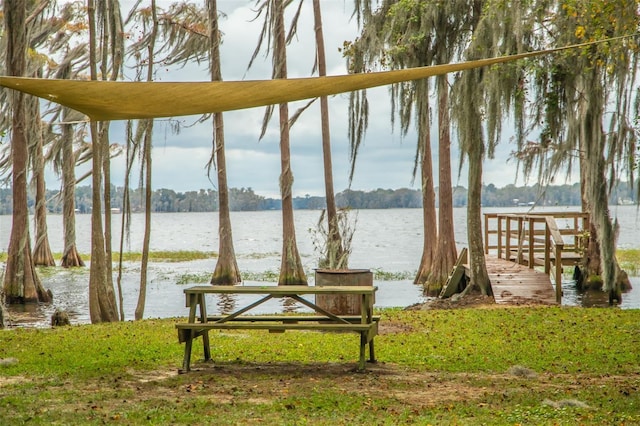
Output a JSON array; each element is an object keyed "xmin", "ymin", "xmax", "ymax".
[
  {"xmin": 522, "ymin": 0, "xmax": 639, "ymax": 300},
  {"xmin": 451, "ymin": 0, "xmax": 547, "ymax": 294},
  {"xmin": 348, "ymin": 0, "xmax": 481, "ymax": 292},
  {"xmin": 346, "ymin": 1, "xmax": 437, "ymax": 287}
]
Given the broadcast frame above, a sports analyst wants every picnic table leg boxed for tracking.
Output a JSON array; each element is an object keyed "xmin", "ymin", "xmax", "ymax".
[
  {"xmin": 197, "ymin": 293, "xmax": 211, "ymax": 362},
  {"xmin": 363, "ymin": 293, "xmax": 376, "ymax": 364},
  {"xmin": 369, "ymin": 338, "xmax": 376, "ymax": 363},
  {"xmin": 180, "ymin": 329, "xmax": 194, "ymax": 373},
  {"xmin": 358, "ymin": 332, "xmax": 367, "ymax": 371}
]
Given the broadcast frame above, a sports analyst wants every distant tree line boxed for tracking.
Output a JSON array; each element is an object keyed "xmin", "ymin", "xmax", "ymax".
[{"xmin": 0, "ymin": 181, "xmax": 635, "ymax": 215}]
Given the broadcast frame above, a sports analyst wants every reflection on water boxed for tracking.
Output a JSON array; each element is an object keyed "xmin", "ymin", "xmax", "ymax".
[
  {"xmin": 5, "ymin": 269, "xmax": 87, "ymax": 327},
  {"xmin": 211, "ymin": 287, "xmax": 328, "ymax": 316},
  {"xmin": 282, "ymin": 296, "xmax": 303, "ymax": 313},
  {"xmin": 215, "ymin": 294, "xmax": 237, "ymax": 315},
  {"xmin": 0, "ymin": 207, "xmax": 638, "ymax": 328},
  {"xmin": 579, "ymin": 289, "xmax": 614, "ymax": 307},
  {"xmin": 561, "ymin": 276, "xmax": 640, "ymax": 308},
  {"xmin": 3, "ymin": 271, "xmax": 638, "ymax": 329}
]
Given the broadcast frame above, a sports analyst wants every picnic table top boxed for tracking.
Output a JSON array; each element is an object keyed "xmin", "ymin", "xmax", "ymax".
[{"xmin": 183, "ymin": 285, "xmax": 378, "ymax": 296}]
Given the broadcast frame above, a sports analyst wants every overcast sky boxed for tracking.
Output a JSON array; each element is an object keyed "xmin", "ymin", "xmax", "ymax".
[{"xmin": 61, "ymin": 0, "xmax": 539, "ymax": 197}]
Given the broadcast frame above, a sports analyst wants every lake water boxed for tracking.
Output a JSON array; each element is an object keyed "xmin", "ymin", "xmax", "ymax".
[{"xmin": 2, "ymin": 206, "xmax": 639, "ymax": 327}]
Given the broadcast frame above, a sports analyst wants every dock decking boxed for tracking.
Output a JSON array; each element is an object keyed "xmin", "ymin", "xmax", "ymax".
[
  {"xmin": 478, "ymin": 211, "xmax": 588, "ymax": 305},
  {"xmin": 485, "ymin": 257, "xmax": 558, "ymax": 305}
]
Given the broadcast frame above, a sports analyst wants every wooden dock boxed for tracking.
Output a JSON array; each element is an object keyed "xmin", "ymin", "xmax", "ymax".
[
  {"xmin": 485, "ymin": 257, "xmax": 558, "ymax": 305},
  {"xmin": 480, "ymin": 211, "xmax": 589, "ymax": 305},
  {"xmin": 442, "ymin": 211, "xmax": 588, "ymax": 305}
]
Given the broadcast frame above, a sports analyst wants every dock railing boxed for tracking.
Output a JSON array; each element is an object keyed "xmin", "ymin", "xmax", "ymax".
[{"xmin": 483, "ymin": 211, "xmax": 590, "ymax": 302}]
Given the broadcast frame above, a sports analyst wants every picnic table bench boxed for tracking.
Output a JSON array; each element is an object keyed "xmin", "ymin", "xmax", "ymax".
[{"xmin": 176, "ymin": 285, "xmax": 379, "ymax": 372}]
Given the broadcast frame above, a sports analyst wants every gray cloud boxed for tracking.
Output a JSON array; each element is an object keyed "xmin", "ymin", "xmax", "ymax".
[{"xmin": 49, "ymin": 0, "xmax": 527, "ymax": 196}]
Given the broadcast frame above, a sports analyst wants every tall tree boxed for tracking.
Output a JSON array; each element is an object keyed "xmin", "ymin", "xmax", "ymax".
[
  {"xmin": 274, "ymin": 0, "xmax": 306, "ymax": 285},
  {"xmin": 312, "ymin": 0, "xmax": 345, "ymax": 269},
  {"xmin": 250, "ymin": 0, "xmax": 307, "ymax": 285},
  {"xmin": 208, "ymin": 0, "xmax": 241, "ymax": 285},
  {"xmin": 450, "ymin": 0, "xmax": 500, "ymax": 296},
  {"xmin": 346, "ymin": 1, "xmax": 438, "ymax": 285},
  {"xmin": 348, "ymin": 0, "xmax": 480, "ymax": 292},
  {"xmin": 417, "ymin": 0, "xmax": 478, "ymax": 289},
  {"xmin": 129, "ymin": 1, "xmax": 242, "ymax": 285},
  {"xmin": 133, "ymin": 0, "xmax": 159, "ymax": 319},
  {"xmin": 29, "ymin": 70, "xmax": 55, "ymax": 267},
  {"xmin": 56, "ymin": 50, "xmax": 87, "ymax": 268},
  {"xmin": 520, "ymin": 0, "xmax": 639, "ymax": 301},
  {"xmin": 43, "ymin": 2, "xmax": 89, "ymax": 269},
  {"xmin": 25, "ymin": 3, "xmax": 61, "ymax": 268},
  {"xmin": 87, "ymin": 0, "xmax": 121, "ymax": 322},
  {"xmin": 3, "ymin": 0, "xmax": 52, "ymax": 304}
]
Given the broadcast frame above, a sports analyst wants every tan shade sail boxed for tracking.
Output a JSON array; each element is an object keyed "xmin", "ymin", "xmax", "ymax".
[{"xmin": 0, "ymin": 37, "xmax": 630, "ymax": 121}]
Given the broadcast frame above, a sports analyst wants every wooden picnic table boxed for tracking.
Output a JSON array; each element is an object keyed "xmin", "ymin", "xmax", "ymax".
[{"xmin": 176, "ymin": 285, "xmax": 379, "ymax": 372}]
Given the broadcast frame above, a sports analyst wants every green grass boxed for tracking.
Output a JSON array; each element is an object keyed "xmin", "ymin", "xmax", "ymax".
[
  {"xmin": 6, "ymin": 247, "xmax": 636, "ymax": 281},
  {"xmin": 617, "ymin": 248, "xmax": 640, "ymax": 275},
  {"xmin": 240, "ymin": 270, "xmax": 285, "ymax": 282},
  {"xmin": 114, "ymin": 250, "xmax": 217, "ymax": 263},
  {"xmin": 1, "ymin": 307, "xmax": 639, "ymax": 425},
  {"xmin": 371, "ymin": 268, "xmax": 415, "ymax": 280}
]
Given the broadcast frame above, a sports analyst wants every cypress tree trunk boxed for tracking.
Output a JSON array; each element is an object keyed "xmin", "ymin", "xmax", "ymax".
[
  {"xmin": 312, "ymin": 0, "xmax": 344, "ymax": 269},
  {"xmin": 3, "ymin": 0, "xmax": 52, "ymax": 305},
  {"xmin": 579, "ymin": 71, "xmax": 620, "ymax": 303},
  {"xmin": 466, "ymin": 118, "xmax": 491, "ymax": 296},
  {"xmin": 426, "ymin": 75, "xmax": 457, "ymax": 292},
  {"xmin": 210, "ymin": 0, "xmax": 241, "ymax": 285},
  {"xmin": 135, "ymin": 0, "xmax": 158, "ymax": 319},
  {"xmin": 60, "ymin": 107, "xmax": 85, "ymax": 268},
  {"xmin": 135, "ymin": 120, "xmax": 153, "ymax": 319},
  {"xmin": 414, "ymin": 93, "xmax": 437, "ymax": 284},
  {"xmin": 30, "ymin": 90, "xmax": 55, "ymax": 267},
  {"xmin": 88, "ymin": 123, "xmax": 118, "ymax": 322},
  {"xmin": 87, "ymin": 0, "xmax": 119, "ymax": 322},
  {"xmin": 274, "ymin": 0, "xmax": 306, "ymax": 285}
]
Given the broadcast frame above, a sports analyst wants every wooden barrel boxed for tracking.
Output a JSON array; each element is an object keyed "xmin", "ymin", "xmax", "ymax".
[{"xmin": 315, "ymin": 269, "xmax": 373, "ymax": 315}]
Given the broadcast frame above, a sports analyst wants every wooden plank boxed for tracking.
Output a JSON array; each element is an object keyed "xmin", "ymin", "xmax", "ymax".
[
  {"xmin": 205, "ymin": 315, "xmax": 381, "ymax": 323},
  {"xmin": 184, "ymin": 285, "xmax": 378, "ymax": 296},
  {"xmin": 485, "ymin": 256, "xmax": 557, "ymax": 305},
  {"xmin": 176, "ymin": 322, "xmax": 375, "ymax": 332},
  {"xmin": 440, "ymin": 248, "xmax": 468, "ymax": 298}
]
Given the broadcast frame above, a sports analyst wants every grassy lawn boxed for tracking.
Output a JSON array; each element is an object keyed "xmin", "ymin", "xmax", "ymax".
[{"xmin": 1, "ymin": 306, "xmax": 639, "ymax": 425}]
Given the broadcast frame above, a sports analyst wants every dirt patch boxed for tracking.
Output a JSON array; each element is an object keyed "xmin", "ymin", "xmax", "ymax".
[
  {"xmin": 114, "ymin": 362, "xmax": 640, "ymax": 411},
  {"xmin": 407, "ymin": 294, "xmax": 496, "ymax": 310},
  {"xmin": 152, "ymin": 362, "xmax": 489, "ymax": 407},
  {"xmin": 6, "ymin": 361, "xmax": 638, "ymax": 422},
  {"xmin": 129, "ymin": 368, "xmax": 177, "ymax": 384},
  {"xmin": 0, "ymin": 375, "xmax": 25, "ymax": 387},
  {"xmin": 379, "ymin": 321, "xmax": 415, "ymax": 334},
  {"xmin": 406, "ymin": 292, "xmax": 559, "ymax": 310}
]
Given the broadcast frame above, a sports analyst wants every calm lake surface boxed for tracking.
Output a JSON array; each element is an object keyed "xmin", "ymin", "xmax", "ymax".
[{"xmin": 3, "ymin": 206, "xmax": 639, "ymax": 327}]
